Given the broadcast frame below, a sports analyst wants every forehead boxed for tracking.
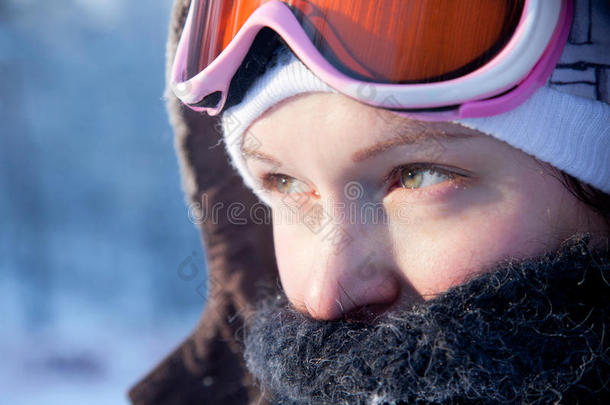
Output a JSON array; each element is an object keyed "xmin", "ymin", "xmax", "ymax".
[{"xmin": 241, "ymin": 92, "xmax": 483, "ymax": 164}]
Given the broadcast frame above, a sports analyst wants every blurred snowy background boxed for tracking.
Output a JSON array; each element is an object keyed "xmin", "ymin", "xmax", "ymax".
[{"xmin": 0, "ymin": 1, "xmax": 206, "ymax": 403}]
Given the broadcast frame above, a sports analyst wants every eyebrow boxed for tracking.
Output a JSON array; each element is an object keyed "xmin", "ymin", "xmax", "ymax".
[
  {"xmin": 241, "ymin": 129, "xmax": 476, "ymax": 165},
  {"xmin": 241, "ymin": 148, "xmax": 281, "ymax": 166},
  {"xmin": 351, "ymin": 130, "xmax": 475, "ymax": 162}
]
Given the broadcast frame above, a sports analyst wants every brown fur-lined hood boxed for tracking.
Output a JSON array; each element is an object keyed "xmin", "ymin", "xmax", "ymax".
[{"xmin": 128, "ymin": 1, "xmax": 277, "ymax": 404}]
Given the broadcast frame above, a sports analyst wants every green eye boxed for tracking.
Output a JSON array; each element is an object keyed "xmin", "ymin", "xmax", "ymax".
[
  {"xmin": 399, "ymin": 167, "xmax": 451, "ymax": 189},
  {"xmin": 263, "ymin": 173, "xmax": 309, "ymax": 194},
  {"xmin": 400, "ymin": 169, "xmax": 424, "ymax": 188},
  {"xmin": 276, "ymin": 176, "xmax": 293, "ymax": 193}
]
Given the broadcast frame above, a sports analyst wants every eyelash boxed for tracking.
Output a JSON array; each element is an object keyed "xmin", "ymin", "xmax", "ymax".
[
  {"xmin": 260, "ymin": 172, "xmax": 312, "ymax": 195},
  {"xmin": 260, "ymin": 163, "xmax": 470, "ymax": 196},
  {"xmin": 384, "ymin": 163, "xmax": 470, "ymax": 193}
]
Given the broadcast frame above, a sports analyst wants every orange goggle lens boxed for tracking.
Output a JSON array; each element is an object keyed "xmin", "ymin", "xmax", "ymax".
[{"xmin": 185, "ymin": 0, "xmax": 525, "ymax": 84}]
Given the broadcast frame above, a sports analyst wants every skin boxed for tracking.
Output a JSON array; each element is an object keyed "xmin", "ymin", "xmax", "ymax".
[{"xmin": 243, "ymin": 92, "xmax": 608, "ymax": 321}]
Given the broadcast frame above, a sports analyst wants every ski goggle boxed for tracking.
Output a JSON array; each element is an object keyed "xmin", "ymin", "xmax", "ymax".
[{"xmin": 171, "ymin": 0, "xmax": 572, "ymax": 120}]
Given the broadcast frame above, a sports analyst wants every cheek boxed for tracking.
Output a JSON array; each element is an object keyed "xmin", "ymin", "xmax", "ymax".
[{"xmin": 388, "ymin": 177, "xmax": 577, "ymax": 297}]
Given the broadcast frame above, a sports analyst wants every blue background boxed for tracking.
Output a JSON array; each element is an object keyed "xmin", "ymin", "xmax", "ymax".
[{"xmin": 0, "ymin": 1, "xmax": 206, "ymax": 403}]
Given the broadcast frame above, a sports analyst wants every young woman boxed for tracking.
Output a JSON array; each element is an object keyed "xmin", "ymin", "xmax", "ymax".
[{"xmin": 130, "ymin": 1, "xmax": 609, "ymax": 404}]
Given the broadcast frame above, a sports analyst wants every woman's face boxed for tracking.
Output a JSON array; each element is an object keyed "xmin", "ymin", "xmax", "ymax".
[{"xmin": 243, "ymin": 92, "xmax": 606, "ymax": 320}]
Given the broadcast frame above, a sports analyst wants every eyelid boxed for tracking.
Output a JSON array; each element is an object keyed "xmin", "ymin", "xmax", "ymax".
[
  {"xmin": 261, "ymin": 172, "xmax": 311, "ymax": 194},
  {"xmin": 383, "ymin": 163, "xmax": 472, "ymax": 187},
  {"xmin": 260, "ymin": 164, "xmax": 472, "ymax": 195},
  {"xmin": 261, "ymin": 172, "xmax": 285, "ymax": 191}
]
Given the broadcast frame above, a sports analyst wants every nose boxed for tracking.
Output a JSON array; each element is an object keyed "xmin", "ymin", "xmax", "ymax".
[{"xmin": 302, "ymin": 228, "xmax": 401, "ymax": 321}]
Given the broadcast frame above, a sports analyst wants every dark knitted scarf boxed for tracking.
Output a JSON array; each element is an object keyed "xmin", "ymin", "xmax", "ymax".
[{"xmin": 243, "ymin": 234, "xmax": 610, "ymax": 404}]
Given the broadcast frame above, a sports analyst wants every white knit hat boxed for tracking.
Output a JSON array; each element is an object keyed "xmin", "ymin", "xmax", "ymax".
[{"xmin": 222, "ymin": 0, "xmax": 610, "ymax": 206}]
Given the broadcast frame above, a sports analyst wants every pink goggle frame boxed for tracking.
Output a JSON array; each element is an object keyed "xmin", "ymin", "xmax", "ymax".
[{"xmin": 171, "ymin": 0, "xmax": 573, "ymax": 120}]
